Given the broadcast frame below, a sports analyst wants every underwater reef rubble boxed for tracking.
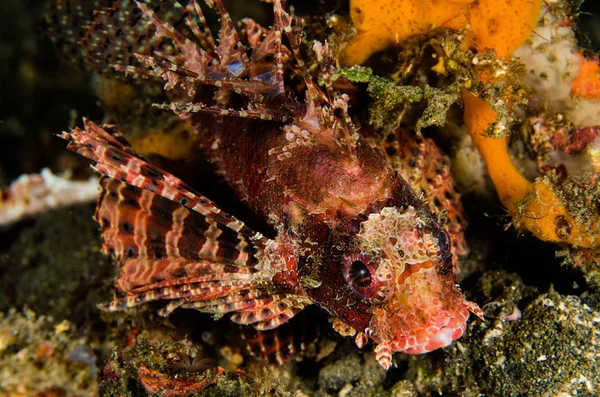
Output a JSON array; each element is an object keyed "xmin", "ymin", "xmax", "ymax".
[
  {"xmin": 1, "ymin": 0, "xmax": 600, "ymax": 396},
  {"xmin": 0, "ymin": 309, "xmax": 98, "ymax": 396},
  {"xmin": 411, "ymin": 275, "xmax": 600, "ymax": 397}
]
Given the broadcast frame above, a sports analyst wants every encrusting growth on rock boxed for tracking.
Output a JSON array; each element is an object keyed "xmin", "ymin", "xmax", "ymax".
[
  {"xmin": 341, "ymin": 0, "xmax": 600, "ymax": 249},
  {"xmin": 339, "ymin": 0, "xmax": 543, "ymax": 65}
]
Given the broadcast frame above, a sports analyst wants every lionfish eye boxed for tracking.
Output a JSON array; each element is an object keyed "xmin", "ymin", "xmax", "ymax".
[
  {"xmin": 333, "ymin": 107, "xmax": 344, "ymax": 118},
  {"xmin": 438, "ymin": 229, "xmax": 450, "ymax": 252},
  {"xmin": 438, "ymin": 229, "xmax": 453, "ymax": 271},
  {"xmin": 349, "ymin": 260, "xmax": 372, "ymax": 287},
  {"xmin": 343, "ymin": 255, "xmax": 389, "ymax": 303}
]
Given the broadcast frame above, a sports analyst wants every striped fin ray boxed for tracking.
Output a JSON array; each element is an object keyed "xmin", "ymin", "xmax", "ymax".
[
  {"xmin": 59, "ymin": 120, "xmax": 267, "ymax": 248},
  {"xmin": 230, "ymin": 296, "xmax": 311, "ymax": 330},
  {"xmin": 100, "ymin": 278, "xmax": 267, "ymax": 311},
  {"xmin": 128, "ymin": 0, "xmax": 298, "ymax": 112},
  {"xmin": 166, "ymin": 293, "xmax": 311, "ymax": 329},
  {"xmin": 94, "ymin": 178, "xmax": 279, "ymax": 311},
  {"xmin": 131, "ymin": 1, "xmax": 264, "ymax": 95},
  {"xmin": 96, "ymin": 178, "xmax": 263, "ymax": 289},
  {"xmin": 60, "ymin": 120, "xmax": 311, "ymax": 328},
  {"xmin": 243, "ymin": 308, "xmax": 323, "ymax": 365},
  {"xmin": 157, "ymin": 290, "xmax": 274, "ymax": 317}
]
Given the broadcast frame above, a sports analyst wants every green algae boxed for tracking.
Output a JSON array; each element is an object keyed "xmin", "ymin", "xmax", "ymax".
[{"xmin": 338, "ymin": 66, "xmax": 461, "ymax": 133}]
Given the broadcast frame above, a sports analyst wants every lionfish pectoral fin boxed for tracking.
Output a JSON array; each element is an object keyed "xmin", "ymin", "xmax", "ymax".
[
  {"xmin": 229, "ymin": 295, "xmax": 312, "ymax": 330},
  {"xmin": 243, "ymin": 307, "xmax": 323, "ymax": 365},
  {"xmin": 331, "ymin": 318, "xmax": 371, "ymax": 349},
  {"xmin": 332, "ymin": 318, "xmax": 357, "ymax": 337},
  {"xmin": 332, "ymin": 318, "xmax": 369, "ymax": 348},
  {"xmin": 355, "ymin": 332, "xmax": 369, "ymax": 349},
  {"xmin": 374, "ymin": 343, "xmax": 393, "ymax": 370},
  {"xmin": 60, "ymin": 121, "xmax": 304, "ymax": 320}
]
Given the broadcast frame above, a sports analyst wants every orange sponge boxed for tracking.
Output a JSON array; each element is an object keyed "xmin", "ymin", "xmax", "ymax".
[
  {"xmin": 463, "ymin": 91, "xmax": 600, "ymax": 248},
  {"xmin": 571, "ymin": 54, "xmax": 600, "ymax": 99},
  {"xmin": 340, "ymin": 0, "xmax": 543, "ymax": 65}
]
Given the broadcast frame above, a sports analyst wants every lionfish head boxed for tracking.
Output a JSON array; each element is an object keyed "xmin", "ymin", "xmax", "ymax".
[{"xmin": 331, "ymin": 205, "xmax": 482, "ymax": 369}]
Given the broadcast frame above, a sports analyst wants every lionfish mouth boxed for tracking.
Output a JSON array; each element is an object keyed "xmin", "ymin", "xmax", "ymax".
[
  {"xmin": 391, "ymin": 306, "xmax": 471, "ymax": 354},
  {"xmin": 402, "ymin": 321, "xmax": 467, "ymax": 353}
]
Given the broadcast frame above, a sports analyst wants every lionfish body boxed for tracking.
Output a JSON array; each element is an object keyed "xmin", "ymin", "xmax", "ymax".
[{"xmin": 57, "ymin": 0, "xmax": 482, "ymax": 369}]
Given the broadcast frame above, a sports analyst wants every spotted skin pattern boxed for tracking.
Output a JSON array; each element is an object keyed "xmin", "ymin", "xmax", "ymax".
[{"xmin": 58, "ymin": 0, "xmax": 482, "ymax": 369}]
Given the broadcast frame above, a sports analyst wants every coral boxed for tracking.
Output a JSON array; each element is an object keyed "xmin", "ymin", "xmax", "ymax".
[
  {"xmin": 451, "ymin": 133, "xmax": 489, "ymax": 195},
  {"xmin": 512, "ymin": 1, "xmax": 600, "ymax": 128},
  {"xmin": 340, "ymin": 0, "xmax": 543, "ymax": 65},
  {"xmin": 0, "ymin": 309, "xmax": 97, "ymax": 397},
  {"xmin": 458, "ymin": 2, "xmax": 600, "ymax": 249},
  {"xmin": 523, "ymin": 114, "xmax": 600, "ymax": 174},
  {"xmin": 340, "ymin": 0, "xmax": 600, "ymax": 249},
  {"xmin": 0, "ymin": 168, "xmax": 98, "ymax": 226}
]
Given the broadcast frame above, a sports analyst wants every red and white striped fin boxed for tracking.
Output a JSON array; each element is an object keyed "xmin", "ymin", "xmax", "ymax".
[
  {"xmin": 99, "ymin": 278, "xmax": 268, "ymax": 312},
  {"xmin": 242, "ymin": 308, "xmax": 322, "ymax": 365},
  {"xmin": 130, "ymin": 0, "xmax": 301, "ymax": 108},
  {"xmin": 60, "ymin": 120, "xmax": 309, "ymax": 326},
  {"xmin": 184, "ymin": 0, "xmax": 216, "ymax": 52},
  {"xmin": 59, "ymin": 120, "xmax": 266, "ymax": 247},
  {"xmin": 229, "ymin": 296, "xmax": 311, "ymax": 329},
  {"xmin": 241, "ymin": 17, "xmax": 291, "ymax": 93},
  {"xmin": 96, "ymin": 177, "xmax": 263, "ymax": 273},
  {"xmin": 155, "ymin": 102, "xmax": 286, "ymax": 122},
  {"xmin": 132, "ymin": 1, "xmax": 267, "ymax": 100},
  {"xmin": 170, "ymin": 293, "xmax": 310, "ymax": 328},
  {"xmin": 158, "ymin": 290, "xmax": 274, "ymax": 317},
  {"xmin": 272, "ymin": 0, "xmax": 321, "ymax": 105}
]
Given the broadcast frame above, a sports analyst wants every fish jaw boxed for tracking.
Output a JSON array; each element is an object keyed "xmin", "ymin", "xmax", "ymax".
[{"xmin": 368, "ymin": 264, "xmax": 481, "ymax": 369}]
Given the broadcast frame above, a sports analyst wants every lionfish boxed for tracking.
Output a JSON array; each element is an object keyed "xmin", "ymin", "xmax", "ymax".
[{"xmin": 53, "ymin": 0, "xmax": 482, "ymax": 369}]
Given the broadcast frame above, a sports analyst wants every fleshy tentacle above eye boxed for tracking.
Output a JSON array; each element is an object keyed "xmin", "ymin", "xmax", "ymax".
[{"xmin": 58, "ymin": 120, "xmax": 310, "ymax": 327}]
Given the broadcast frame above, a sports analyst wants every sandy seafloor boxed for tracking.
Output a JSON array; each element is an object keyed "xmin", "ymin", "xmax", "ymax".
[{"xmin": 1, "ymin": 1, "xmax": 600, "ymax": 396}]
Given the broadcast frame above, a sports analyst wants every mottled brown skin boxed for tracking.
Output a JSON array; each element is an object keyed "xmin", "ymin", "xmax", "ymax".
[{"xmin": 197, "ymin": 114, "xmax": 442, "ymax": 332}]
